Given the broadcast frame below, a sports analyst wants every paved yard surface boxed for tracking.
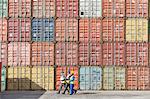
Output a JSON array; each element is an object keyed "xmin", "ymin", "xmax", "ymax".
[{"xmin": 0, "ymin": 91, "xmax": 150, "ymax": 99}]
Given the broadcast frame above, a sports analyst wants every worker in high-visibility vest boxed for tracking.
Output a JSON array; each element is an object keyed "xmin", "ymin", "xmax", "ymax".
[
  {"xmin": 57, "ymin": 72, "xmax": 66, "ymax": 94},
  {"xmin": 62, "ymin": 70, "xmax": 71, "ymax": 94},
  {"xmin": 69, "ymin": 71, "xmax": 75, "ymax": 95}
]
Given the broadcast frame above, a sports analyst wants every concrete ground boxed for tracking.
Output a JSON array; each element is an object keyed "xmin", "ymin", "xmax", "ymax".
[{"xmin": 0, "ymin": 91, "xmax": 150, "ymax": 99}]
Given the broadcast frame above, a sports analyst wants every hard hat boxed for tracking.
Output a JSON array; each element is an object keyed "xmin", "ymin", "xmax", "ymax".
[{"xmin": 71, "ymin": 71, "xmax": 74, "ymax": 74}]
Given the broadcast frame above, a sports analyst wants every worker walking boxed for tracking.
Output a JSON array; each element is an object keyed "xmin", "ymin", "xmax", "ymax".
[
  {"xmin": 57, "ymin": 72, "xmax": 66, "ymax": 94},
  {"xmin": 62, "ymin": 70, "xmax": 71, "ymax": 94},
  {"xmin": 69, "ymin": 71, "xmax": 75, "ymax": 95}
]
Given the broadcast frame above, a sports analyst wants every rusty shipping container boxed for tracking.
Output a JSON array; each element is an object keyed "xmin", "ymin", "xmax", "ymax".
[
  {"xmin": 56, "ymin": 18, "xmax": 78, "ymax": 41},
  {"xmin": 55, "ymin": 42, "xmax": 78, "ymax": 66},
  {"xmin": 8, "ymin": 42, "xmax": 30, "ymax": 66},
  {"xmin": 31, "ymin": 42, "xmax": 54, "ymax": 66},
  {"xmin": 0, "ymin": 43, "xmax": 7, "ymax": 66},
  {"xmin": 126, "ymin": 43, "xmax": 148, "ymax": 66},
  {"xmin": 103, "ymin": 0, "xmax": 125, "ymax": 17},
  {"xmin": 102, "ymin": 18, "xmax": 125, "ymax": 42},
  {"xmin": 127, "ymin": 66, "xmax": 150, "ymax": 90},
  {"xmin": 8, "ymin": 18, "xmax": 31, "ymax": 42},
  {"xmin": 55, "ymin": 66, "xmax": 79, "ymax": 90},
  {"xmin": 9, "ymin": 0, "xmax": 31, "ymax": 18},
  {"xmin": 102, "ymin": 43, "xmax": 125, "ymax": 66},
  {"xmin": 79, "ymin": 18, "xmax": 102, "ymax": 42},
  {"xmin": 0, "ymin": 18, "xmax": 7, "ymax": 42},
  {"xmin": 126, "ymin": 0, "xmax": 149, "ymax": 17},
  {"xmin": 56, "ymin": 0, "xmax": 78, "ymax": 17},
  {"xmin": 32, "ymin": 0, "xmax": 55, "ymax": 18},
  {"xmin": 79, "ymin": 42, "xmax": 102, "ymax": 66}
]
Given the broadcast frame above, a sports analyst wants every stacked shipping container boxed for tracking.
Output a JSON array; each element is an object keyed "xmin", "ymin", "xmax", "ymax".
[{"xmin": 0, "ymin": 0, "xmax": 150, "ymax": 91}]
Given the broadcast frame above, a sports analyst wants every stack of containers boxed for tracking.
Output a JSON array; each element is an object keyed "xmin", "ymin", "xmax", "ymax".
[
  {"xmin": 0, "ymin": 0, "xmax": 7, "ymax": 91},
  {"xmin": 55, "ymin": 0, "xmax": 79, "ymax": 90},
  {"xmin": 7, "ymin": 0, "xmax": 32, "ymax": 90},
  {"xmin": 126, "ymin": 0, "xmax": 150, "ymax": 90},
  {"xmin": 79, "ymin": 0, "xmax": 102, "ymax": 90},
  {"xmin": 102, "ymin": 0, "xmax": 126, "ymax": 90}
]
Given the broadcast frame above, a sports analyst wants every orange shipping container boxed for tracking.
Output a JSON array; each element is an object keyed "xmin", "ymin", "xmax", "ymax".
[
  {"xmin": 55, "ymin": 42, "xmax": 78, "ymax": 66},
  {"xmin": 56, "ymin": 18, "xmax": 78, "ymax": 41},
  {"xmin": 31, "ymin": 42, "xmax": 54, "ymax": 66},
  {"xmin": 8, "ymin": 42, "xmax": 30, "ymax": 66},
  {"xmin": 102, "ymin": 18, "xmax": 125, "ymax": 42},
  {"xmin": 127, "ymin": 67, "xmax": 150, "ymax": 90},
  {"xmin": 55, "ymin": 66, "xmax": 79, "ymax": 90},
  {"xmin": 0, "ymin": 18, "xmax": 7, "ymax": 42},
  {"xmin": 79, "ymin": 18, "xmax": 102, "ymax": 42}
]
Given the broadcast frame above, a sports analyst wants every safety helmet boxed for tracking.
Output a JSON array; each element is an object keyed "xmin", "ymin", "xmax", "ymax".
[{"xmin": 71, "ymin": 71, "xmax": 74, "ymax": 74}]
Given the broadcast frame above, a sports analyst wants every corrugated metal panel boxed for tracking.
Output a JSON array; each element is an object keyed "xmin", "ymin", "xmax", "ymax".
[
  {"xmin": 126, "ymin": 18, "xmax": 148, "ymax": 42},
  {"xmin": 80, "ymin": 66, "xmax": 102, "ymax": 90},
  {"xmin": 32, "ymin": 18, "xmax": 54, "ymax": 42},
  {"xmin": 127, "ymin": 67, "xmax": 150, "ymax": 90},
  {"xmin": 55, "ymin": 42, "xmax": 78, "ymax": 66},
  {"xmin": 0, "ymin": 18, "xmax": 7, "ymax": 42},
  {"xmin": 126, "ymin": 0, "xmax": 148, "ymax": 17},
  {"xmin": 126, "ymin": 43, "xmax": 148, "ymax": 66},
  {"xmin": 31, "ymin": 66, "xmax": 54, "ymax": 90},
  {"xmin": 103, "ymin": 0, "xmax": 125, "ymax": 17},
  {"xmin": 7, "ymin": 66, "xmax": 31, "ymax": 90},
  {"xmin": 0, "ymin": 43, "xmax": 7, "ymax": 66},
  {"xmin": 56, "ymin": 18, "xmax": 78, "ymax": 41},
  {"xmin": 56, "ymin": 66, "xmax": 79, "ymax": 90},
  {"xmin": 103, "ymin": 66, "xmax": 114, "ymax": 90},
  {"xmin": 56, "ymin": 0, "xmax": 78, "ymax": 17},
  {"xmin": 8, "ymin": 18, "xmax": 31, "ymax": 42},
  {"xmin": 80, "ymin": 0, "xmax": 102, "ymax": 17},
  {"xmin": 103, "ymin": 43, "xmax": 125, "ymax": 66},
  {"xmin": 0, "ymin": 0, "xmax": 8, "ymax": 18},
  {"xmin": 32, "ymin": 0, "xmax": 55, "ymax": 18},
  {"xmin": 102, "ymin": 18, "xmax": 125, "ymax": 42},
  {"xmin": 79, "ymin": 18, "xmax": 102, "ymax": 42},
  {"xmin": 9, "ymin": 0, "xmax": 31, "ymax": 18},
  {"xmin": 115, "ymin": 67, "xmax": 125, "ymax": 90},
  {"xmin": 31, "ymin": 42, "xmax": 54, "ymax": 66},
  {"xmin": 8, "ymin": 42, "xmax": 30, "ymax": 66}
]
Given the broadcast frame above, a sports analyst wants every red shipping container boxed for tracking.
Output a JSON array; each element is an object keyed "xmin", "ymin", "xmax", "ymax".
[
  {"xmin": 31, "ymin": 42, "xmax": 54, "ymax": 66},
  {"xmin": 79, "ymin": 18, "xmax": 102, "ymax": 42},
  {"xmin": 9, "ymin": 0, "xmax": 31, "ymax": 17},
  {"xmin": 126, "ymin": 43, "xmax": 148, "ymax": 66},
  {"xmin": 8, "ymin": 42, "xmax": 30, "ymax": 66},
  {"xmin": 0, "ymin": 19, "xmax": 7, "ymax": 42},
  {"xmin": 127, "ymin": 67, "xmax": 150, "ymax": 90},
  {"xmin": 103, "ymin": 0, "xmax": 125, "ymax": 17},
  {"xmin": 56, "ymin": 18, "xmax": 78, "ymax": 41},
  {"xmin": 79, "ymin": 42, "xmax": 102, "ymax": 66},
  {"xmin": 32, "ymin": 0, "xmax": 55, "ymax": 18},
  {"xmin": 103, "ymin": 43, "xmax": 125, "ymax": 66},
  {"xmin": 56, "ymin": 0, "xmax": 78, "ymax": 17},
  {"xmin": 0, "ymin": 43, "xmax": 7, "ymax": 66},
  {"xmin": 8, "ymin": 18, "xmax": 31, "ymax": 42},
  {"xmin": 126, "ymin": 0, "xmax": 148, "ymax": 17},
  {"xmin": 55, "ymin": 66, "xmax": 79, "ymax": 90},
  {"xmin": 55, "ymin": 42, "xmax": 78, "ymax": 66},
  {"xmin": 102, "ymin": 18, "xmax": 125, "ymax": 42}
]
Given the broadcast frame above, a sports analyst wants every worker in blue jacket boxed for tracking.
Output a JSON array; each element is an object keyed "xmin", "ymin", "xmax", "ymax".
[{"xmin": 70, "ymin": 71, "xmax": 75, "ymax": 95}]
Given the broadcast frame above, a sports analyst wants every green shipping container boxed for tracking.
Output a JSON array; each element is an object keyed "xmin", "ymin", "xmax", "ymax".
[
  {"xmin": 103, "ymin": 67, "xmax": 125, "ymax": 90},
  {"xmin": 0, "ymin": 0, "xmax": 8, "ymax": 17},
  {"xmin": 1, "ymin": 66, "xmax": 6, "ymax": 92}
]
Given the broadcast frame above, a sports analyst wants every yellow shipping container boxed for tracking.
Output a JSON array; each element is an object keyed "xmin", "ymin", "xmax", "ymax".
[
  {"xmin": 7, "ymin": 66, "xmax": 31, "ymax": 90},
  {"xmin": 31, "ymin": 66, "xmax": 54, "ymax": 90},
  {"xmin": 126, "ymin": 18, "xmax": 148, "ymax": 42}
]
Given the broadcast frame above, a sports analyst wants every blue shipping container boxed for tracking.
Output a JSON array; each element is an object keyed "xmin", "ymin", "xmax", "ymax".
[
  {"xmin": 32, "ymin": 18, "xmax": 54, "ymax": 42},
  {"xmin": 80, "ymin": 66, "xmax": 102, "ymax": 90}
]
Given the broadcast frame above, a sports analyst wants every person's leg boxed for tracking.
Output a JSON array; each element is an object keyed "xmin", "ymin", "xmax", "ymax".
[
  {"xmin": 70, "ymin": 84, "xmax": 74, "ymax": 95},
  {"xmin": 57, "ymin": 83, "xmax": 63, "ymax": 94},
  {"xmin": 62, "ymin": 84, "xmax": 69, "ymax": 94}
]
